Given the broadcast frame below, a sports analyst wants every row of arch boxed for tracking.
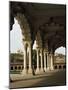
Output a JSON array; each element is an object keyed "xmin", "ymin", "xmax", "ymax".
[
  {"xmin": 54, "ymin": 65, "xmax": 66, "ymax": 69},
  {"xmin": 10, "ymin": 13, "xmax": 65, "ymax": 75},
  {"xmin": 10, "ymin": 64, "xmax": 66, "ymax": 71}
]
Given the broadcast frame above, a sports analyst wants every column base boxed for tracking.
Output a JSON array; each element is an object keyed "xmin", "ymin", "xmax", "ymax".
[
  {"xmin": 40, "ymin": 68, "xmax": 44, "ymax": 73},
  {"xmin": 44, "ymin": 67, "xmax": 47, "ymax": 72},
  {"xmin": 50, "ymin": 67, "xmax": 54, "ymax": 70},
  {"xmin": 28, "ymin": 68, "xmax": 33, "ymax": 75},
  {"xmin": 21, "ymin": 68, "xmax": 27, "ymax": 75},
  {"xmin": 35, "ymin": 68, "xmax": 40, "ymax": 74},
  {"xmin": 47, "ymin": 67, "xmax": 50, "ymax": 71}
]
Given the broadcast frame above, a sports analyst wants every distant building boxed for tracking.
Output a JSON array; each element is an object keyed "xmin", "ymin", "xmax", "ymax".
[
  {"xmin": 10, "ymin": 52, "xmax": 66, "ymax": 73},
  {"xmin": 10, "ymin": 53, "xmax": 24, "ymax": 73},
  {"xmin": 10, "ymin": 52, "xmax": 30, "ymax": 73},
  {"xmin": 54, "ymin": 53, "xmax": 66, "ymax": 69}
]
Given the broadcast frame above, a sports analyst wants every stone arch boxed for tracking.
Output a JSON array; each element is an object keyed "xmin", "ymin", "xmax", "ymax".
[
  {"xmin": 54, "ymin": 65, "xmax": 57, "ymax": 69},
  {"xmin": 10, "ymin": 13, "xmax": 33, "ymax": 75},
  {"xmin": 59, "ymin": 65, "xmax": 62, "ymax": 69},
  {"xmin": 15, "ymin": 13, "xmax": 32, "ymax": 42},
  {"xmin": 12, "ymin": 13, "xmax": 34, "ymax": 75},
  {"xmin": 18, "ymin": 66, "xmax": 21, "ymax": 70},
  {"xmin": 63, "ymin": 65, "xmax": 66, "ymax": 69},
  {"xmin": 11, "ymin": 66, "xmax": 13, "ymax": 70},
  {"xmin": 35, "ymin": 31, "xmax": 45, "ymax": 74},
  {"xmin": 54, "ymin": 46, "xmax": 65, "ymax": 70},
  {"xmin": 35, "ymin": 30, "xmax": 42, "ymax": 48},
  {"xmin": 10, "ymin": 18, "xmax": 23, "ymax": 53},
  {"xmin": 55, "ymin": 46, "xmax": 65, "ymax": 55},
  {"xmin": 15, "ymin": 66, "xmax": 17, "ymax": 70},
  {"xmin": 10, "ymin": 2, "xmax": 65, "ymax": 76}
]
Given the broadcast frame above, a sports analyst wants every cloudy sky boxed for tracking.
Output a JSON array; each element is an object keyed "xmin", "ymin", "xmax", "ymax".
[{"xmin": 10, "ymin": 19, "xmax": 65, "ymax": 55}]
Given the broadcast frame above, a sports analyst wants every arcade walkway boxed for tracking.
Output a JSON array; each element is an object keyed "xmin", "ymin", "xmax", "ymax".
[{"xmin": 10, "ymin": 69, "xmax": 66, "ymax": 89}]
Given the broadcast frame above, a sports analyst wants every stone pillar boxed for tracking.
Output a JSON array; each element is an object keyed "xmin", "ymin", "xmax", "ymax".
[
  {"xmin": 21, "ymin": 65, "xmax": 22, "ymax": 70},
  {"xmin": 47, "ymin": 52, "xmax": 50, "ymax": 70},
  {"xmin": 62, "ymin": 65, "xmax": 63, "ymax": 69},
  {"xmin": 21, "ymin": 43, "xmax": 27, "ymax": 75},
  {"xmin": 17, "ymin": 66, "xmax": 18, "ymax": 71},
  {"xmin": 50, "ymin": 53, "xmax": 54, "ymax": 70},
  {"xmin": 57, "ymin": 65, "xmax": 59, "ymax": 69},
  {"xmin": 13, "ymin": 66, "xmax": 14, "ymax": 71},
  {"xmin": 36, "ymin": 48, "xmax": 40, "ymax": 74},
  {"xmin": 28, "ymin": 42, "xmax": 33, "ymax": 74},
  {"xmin": 40, "ymin": 49, "xmax": 44, "ymax": 72},
  {"xmin": 44, "ymin": 51, "xmax": 47, "ymax": 71}
]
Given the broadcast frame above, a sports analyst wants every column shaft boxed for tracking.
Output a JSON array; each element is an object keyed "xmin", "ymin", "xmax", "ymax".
[
  {"xmin": 29, "ymin": 44, "xmax": 32, "ymax": 68},
  {"xmin": 28, "ymin": 43, "xmax": 33, "ymax": 74},
  {"xmin": 36, "ymin": 49, "xmax": 40, "ymax": 74},
  {"xmin": 50, "ymin": 54, "xmax": 54, "ymax": 70},
  {"xmin": 44, "ymin": 52, "xmax": 47, "ymax": 71},
  {"xmin": 47, "ymin": 53, "xmax": 50, "ymax": 70},
  {"xmin": 24, "ymin": 45, "xmax": 27, "ymax": 69},
  {"xmin": 37, "ymin": 49, "xmax": 39, "ymax": 69},
  {"xmin": 21, "ymin": 44, "xmax": 27, "ymax": 75},
  {"xmin": 40, "ymin": 49, "xmax": 44, "ymax": 72}
]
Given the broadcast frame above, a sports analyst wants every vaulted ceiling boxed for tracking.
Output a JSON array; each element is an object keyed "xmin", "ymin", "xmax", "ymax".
[{"xmin": 10, "ymin": 1, "xmax": 66, "ymax": 52}]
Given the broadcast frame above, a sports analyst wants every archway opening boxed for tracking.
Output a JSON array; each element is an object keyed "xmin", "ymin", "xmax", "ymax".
[
  {"xmin": 55, "ymin": 46, "xmax": 65, "ymax": 55},
  {"xmin": 10, "ymin": 18, "xmax": 24, "ymax": 73},
  {"xmin": 59, "ymin": 65, "xmax": 61, "ymax": 69},
  {"xmin": 54, "ymin": 46, "xmax": 66, "ymax": 70},
  {"xmin": 63, "ymin": 65, "xmax": 66, "ymax": 69},
  {"xmin": 54, "ymin": 65, "xmax": 57, "ymax": 69},
  {"xmin": 10, "ymin": 18, "xmax": 24, "ymax": 53},
  {"xmin": 11, "ymin": 66, "xmax": 13, "ymax": 70}
]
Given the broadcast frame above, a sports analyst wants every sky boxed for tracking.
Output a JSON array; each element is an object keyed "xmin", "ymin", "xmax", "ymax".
[{"xmin": 10, "ymin": 19, "xmax": 65, "ymax": 55}]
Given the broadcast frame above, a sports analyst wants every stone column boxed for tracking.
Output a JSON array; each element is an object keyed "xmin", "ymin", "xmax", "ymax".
[
  {"xmin": 36, "ymin": 48, "xmax": 40, "ymax": 74},
  {"xmin": 40, "ymin": 49, "xmax": 44, "ymax": 73},
  {"xmin": 50, "ymin": 53, "xmax": 54, "ymax": 70},
  {"xmin": 17, "ymin": 66, "xmax": 18, "ymax": 71},
  {"xmin": 47, "ymin": 52, "xmax": 50, "ymax": 70},
  {"xmin": 44, "ymin": 51, "xmax": 47, "ymax": 71},
  {"xmin": 21, "ymin": 65, "xmax": 22, "ymax": 70},
  {"xmin": 57, "ymin": 65, "xmax": 59, "ymax": 69},
  {"xmin": 13, "ymin": 66, "xmax": 14, "ymax": 71},
  {"xmin": 28, "ymin": 42, "xmax": 33, "ymax": 74},
  {"xmin": 21, "ymin": 43, "xmax": 27, "ymax": 75},
  {"xmin": 62, "ymin": 65, "xmax": 63, "ymax": 69}
]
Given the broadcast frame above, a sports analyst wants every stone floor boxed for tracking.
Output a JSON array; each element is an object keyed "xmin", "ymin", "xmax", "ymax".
[{"xmin": 10, "ymin": 69, "xmax": 66, "ymax": 89}]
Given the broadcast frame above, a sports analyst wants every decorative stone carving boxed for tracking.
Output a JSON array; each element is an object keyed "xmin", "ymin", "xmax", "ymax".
[
  {"xmin": 15, "ymin": 13, "xmax": 33, "ymax": 75},
  {"xmin": 16, "ymin": 13, "xmax": 31, "ymax": 41},
  {"xmin": 35, "ymin": 31, "xmax": 44, "ymax": 74},
  {"xmin": 35, "ymin": 31, "xmax": 42, "ymax": 48}
]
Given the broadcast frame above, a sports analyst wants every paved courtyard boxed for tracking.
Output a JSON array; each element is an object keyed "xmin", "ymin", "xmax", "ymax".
[{"xmin": 10, "ymin": 70, "xmax": 66, "ymax": 89}]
